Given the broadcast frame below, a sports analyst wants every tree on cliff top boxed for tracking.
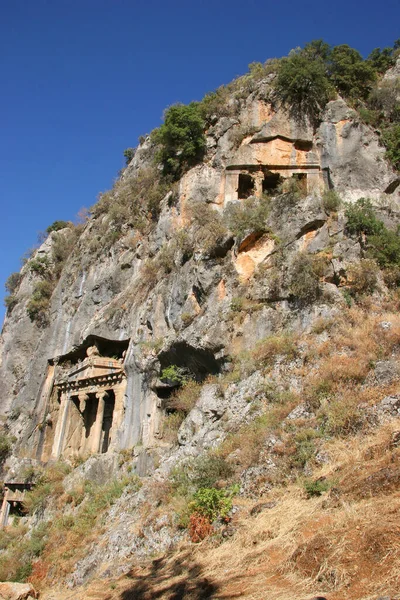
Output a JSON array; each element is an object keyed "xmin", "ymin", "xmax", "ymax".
[
  {"xmin": 152, "ymin": 103, "xmax": 206, "ymax": 181},
  {"xmin": 274, "ymin": 50, "xmax": 333, "ymax": 122}
]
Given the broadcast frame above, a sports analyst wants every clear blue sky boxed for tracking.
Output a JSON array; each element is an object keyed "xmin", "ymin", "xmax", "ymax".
[{"xmin": 1, "ymin": 0, "xmax": 399, "ymax": 323}]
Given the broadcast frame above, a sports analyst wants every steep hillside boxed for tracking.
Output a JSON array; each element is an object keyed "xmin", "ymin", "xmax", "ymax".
[{"xmin": 1, "ymin": 42, "xmax": 400, "ymax": 600}]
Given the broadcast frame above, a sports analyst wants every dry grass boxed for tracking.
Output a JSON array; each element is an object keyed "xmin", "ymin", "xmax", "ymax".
[{"xmin": 35, "ymin": 417, "xmax": 400, "ymax": 600}]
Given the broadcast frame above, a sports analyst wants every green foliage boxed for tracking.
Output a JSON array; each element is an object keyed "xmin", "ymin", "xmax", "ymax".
[
  {"xmin": 345, "ymin": 199, "xmax": 400, "ymax": 285},
  {"xmin": 230, "ymin": 297, "xmax": 244, "ymax": 312},
  {"xmin": 369, "ymin": 227, "xmax": 400, "ymax": 268},
  {"xmin": 368, "ymin": 79, "xmax": 400, "ymax": 122},
  {"xmin": 225, "ymin": 197, "xmax": 270, "ymax": 238},
  {"xmin": 4, "ymin": 272, "xmax": 22, "ymax": 312},
  {"xmin": 26, "ymin": 280, "xmax": 54, "ymax": 326},
  {"xmin": 302, "ymin": 39, "xmax": 331, "ymax": 62},
  {"xmin": 367, "ymin": 46, "xmax": 396, "ymax": 73},
  {"xmin": 322, "ymin": 189, "xmax": 341, "ymax": 213},
  {"xmin": 381, "ymin": 124, "xmax": 400, "ymax": 170},
  {"xmin": 152, "ymin": 103, "xmax": 206, "ymax": 180},
  {"xmin": 328, "ymin": 44, "xmax": 377, "ymax": 101},
  {"xmin": 289, "ymin": 429, "xmax": 321, "ymax": 470},
  {"xmin": 347, "ymin": 259, "xmax": 379, "ymax": 296},
  {"xmin": 28, "ymin": 256, "xmax": 50, "ymax": 276},
  {"xmin": 92, "ymin": 167, "xmax": 170, "ymax": 249},
  {"xmin": 188, "ymin": 486, "xmax": 238, "ymax": 522},
  {"xmin": 288, "ymin": 253, "xmax": 326, "ymax": 305},
  {"xmin": 160, "ymin": 365, "xmax": 187, "ymax": 385},
  {"xmin": 303, "ymin": 478, "xmax": 332, "ymax": 498},
  {"xmin": 0, "ymin": 432, "xmax": 12, "ymax": 464},
  {"xmin": 171, "ymin": 455, "xmax": 233, "ymax": 498},
  {"xmin": 5, "ymin": 272, "xmax": 21, "ymax": 294},
  {"xmin": 345, "ymin": 198, "xmax": 384, "ymax": 236},
  {"xmin": 4, "ymin": 295, "xmax": 18, "ymax": 312},
  {"xmin": 123, "ymin": 147, "xmax": 135, "ymax": 165},
  {"xmin": 275, "ymin": 51, "xmax": 333, "ymax": 121},
  {"xmin": 45, "ymin": 220, "xmax": 70, "ymax": 234}
]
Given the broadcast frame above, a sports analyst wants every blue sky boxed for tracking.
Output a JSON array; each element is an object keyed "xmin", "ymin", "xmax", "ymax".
[{"xmin": 1, "ymin": 0, "xmax": 399, "ymax": 323}]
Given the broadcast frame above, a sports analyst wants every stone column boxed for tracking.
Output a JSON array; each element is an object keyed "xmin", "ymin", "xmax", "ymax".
[
  {"xmin": 78, "ymin": 393, "xmax": 89, "ymax": 455},
  {"xmin": 91, "ymin": 390, "xmax": 108, "ymax": 453},
  {"xmin": 51, "ymin": 391, "xmax": 70, "ymax": 459},
  {"xmin": 108, "ymin": 382, "xmax": 126, "ymax": 450},
  {"xmin": 254, "ymin": 172, "xmax": 264, "ymax": 198},
  {"xmin": 0, "ymin": 488, "xmax": 10, "ymax": 528}
]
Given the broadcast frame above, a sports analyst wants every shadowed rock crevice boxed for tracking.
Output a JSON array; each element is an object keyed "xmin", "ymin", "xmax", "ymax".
[{"xmin": 158, "ymin": 342, "xmax": 222, "ymax": 383}]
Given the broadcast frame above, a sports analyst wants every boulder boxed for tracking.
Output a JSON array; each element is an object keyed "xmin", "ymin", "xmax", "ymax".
[{"xmin": 0, "ymin": 582, "xmax": 38, "ymax": 600}]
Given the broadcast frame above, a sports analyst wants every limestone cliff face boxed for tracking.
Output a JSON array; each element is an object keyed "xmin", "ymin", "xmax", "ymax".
[{"xmin": 0, "ymin": 81, "xmax": 399, "ymax": 476}]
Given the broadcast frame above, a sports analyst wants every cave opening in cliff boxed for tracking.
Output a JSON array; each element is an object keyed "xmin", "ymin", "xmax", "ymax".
[
  {"xmin": 238, "ymin": 173, "xmax": 255, "ymax": 199},
  {"xmin": 262, "ymin": 171, "xmax": 282, "ymax": 194},
  {"xmin": 154, "ymin": 342, "xmax": 222, "ymax": 399},
  {"xmin": 52, "ymin": 335, "xmax": 129, "ymax": 366}
]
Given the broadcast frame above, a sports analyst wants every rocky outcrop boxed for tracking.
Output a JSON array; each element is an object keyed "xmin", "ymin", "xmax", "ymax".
[
  {"xmin": 1, "ymin": 67, "xmax": 400, "ymax": 597},
  {"xmin": 1, "ymin": 82, "xmax": 399, "ymax": 468},
  {"xmin": 0, "ymin": 583, "xmax": 37, "ymax": 600}
]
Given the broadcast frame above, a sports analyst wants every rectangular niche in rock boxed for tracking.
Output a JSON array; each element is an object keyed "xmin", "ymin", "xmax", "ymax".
[{"xmin": 238, "ymin": 173, "xmax": 255, "ymax": 199}]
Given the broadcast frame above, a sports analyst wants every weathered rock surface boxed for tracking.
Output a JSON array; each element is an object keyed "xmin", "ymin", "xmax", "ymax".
[
  {"xmin": 1, "ymin": 71, "xmax": 400, "ymax": 591},
  {"xmin": 0, "ymin": 583, "xmax": 37, "ymax": 600}
]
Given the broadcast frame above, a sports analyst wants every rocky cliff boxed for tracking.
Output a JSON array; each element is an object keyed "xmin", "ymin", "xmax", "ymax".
[{"xmin": 1, "ymin": 58, "xmax": 400, "ymax": 600}]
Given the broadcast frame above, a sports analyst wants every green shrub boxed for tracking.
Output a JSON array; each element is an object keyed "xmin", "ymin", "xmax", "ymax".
[
  {"xmin": 288, "ymin": 253, "xmax": 326, "ymax": 305},
  {"xmin": 4, "ymin": 295, "xmax": 18, "ymax": 312},
  {"xmin": 328, "ymin": 44, "xmax": 377, "ymax": 101},
  {"xmin": 160, "ymin": 365, "xmax": 187, "ymax": 385},
  {"xmin": 152, "ymin": 103, "xmax": 206, "ymax": 180},
  {"xmin": 171, "ymin": 455, "xmax": 233, "ymax": 498},
  {"xmin": 225, "ymin": 197, "xmax": 270, "ymax": 238},
  {"xmin": 26, "ymin": 280, "xmax": 54, "ymax": 325},
  {"xmin": 368, "ymin": 227, "xmax": 400, "ymax": 268},
  {"xmin": 275, "ymin": 51, "xmax": 333, "ymax": 121},
  {"xmin": 345, "ymin": 199, "xmax": 400, "ymax": 281},
  {"xmin": 347, "ymin": 259, "xmax": 379, "ymax": 296},
  {"xmin": 345, "ymin": 198, "xmax": 384, "ymax": 236},
  {"xmin": 322, "ymin": 189, "xmax": 341, "ymax": 213},
  {"xmin": 28, "ymin": 256, "xmax": 50, "ymax": 276},
  {"xmin": 381, "ymin": 124, "xmax": 400, "ymax": 170},
  {"xmin": 358, "ymin": 106, "xmax": 381, "ymax": 128},
  {"xmin": 368, "ymin": 79, "xmax": 400, "ymax": 122},
  {"xmin": 230, "ymin": 297, "xmax": 244, "ymax": 312},
  {"xmin": 46, "ymin": 220, "xmax": 70, "ymax": 234},
  {"xmin": 367, "ymin": 46, "xmax": 396, "ymax": 73},
  {"xmin": 188, "ymin": 486, "xmax": 237, "ymax": 522},
  {"xmin": 0, "ymin": 433, "xmax": 12, "ymax": 464},
  {"xmin": 5, "ymin": 272, "xmax": 22, "ymax": 294},
  {"xmin": 289, "ymin": 429, "xmax": 321, "ymax": 470},
  {"xmin": 303, "ymin": 478, "xmax": 332, "ymax": 498},
  {"xmin": 123, "ymin": 147, "xmax": 135, "ymax": 165}
]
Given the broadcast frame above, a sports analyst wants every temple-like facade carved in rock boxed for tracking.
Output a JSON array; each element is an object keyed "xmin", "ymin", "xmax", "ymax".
[
  {"xmin": 35, "ymin": 336, "xmax": 129, "ymax": 463},
  {"xmin": 222, "ymin": 107, "xmax": 324, "ymax": 205}
]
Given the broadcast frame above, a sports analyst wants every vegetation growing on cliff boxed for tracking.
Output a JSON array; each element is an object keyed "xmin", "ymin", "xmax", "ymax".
[{"xmin": 152, "ymin": 103, "xmax": 206, "ymax": 181}]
